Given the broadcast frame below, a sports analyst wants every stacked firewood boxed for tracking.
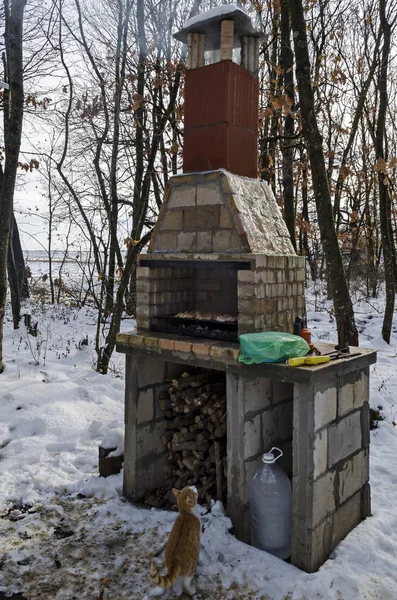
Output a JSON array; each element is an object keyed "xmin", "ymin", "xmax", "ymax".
[{"xmin": 159, "ymin": 370, "xmax": 227, "ymax": 506}]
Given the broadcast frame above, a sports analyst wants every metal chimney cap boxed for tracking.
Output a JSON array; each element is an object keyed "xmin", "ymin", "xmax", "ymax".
[{"xmin": 174, "ymin": 5, "xmax": 263, "ymax": 50}]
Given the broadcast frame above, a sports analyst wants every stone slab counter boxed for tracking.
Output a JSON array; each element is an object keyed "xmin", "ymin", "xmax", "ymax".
[{"xmin": 117, "ymin": 332, "xmax": 377, "ymax": 572}]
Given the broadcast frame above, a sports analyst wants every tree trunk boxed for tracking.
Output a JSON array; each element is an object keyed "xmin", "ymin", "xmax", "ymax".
[
  {"xmin": 0, "ymin": 0, "xmax": 26, "ymax": 372},
  {"xmin": 7, "ymin": 212, "xmax": 29, "ymax": 329},
  {"xmin": 7, "ymin": 234, "xmax": 20, "ymax": 329},
  {"xmin": 280, "ymin": 0, "xmax": 296, "ymax": 251},
  {"xmin": 103, "ymin": 0, "xmax": 132, "ymax": 317},
  {"xmin": 288, "ymin": 0, "xmax": 358, "ymax": 347},
  {"xmin": 376, "ymin": 0, "xmax": 394, "ymax": 343},
  {"xmin": 97, "ymin": 230, "xmax": 152, "ymax": 374},
  {"xmin": 11, "ymin": 213, "xmax": 28, "ymax": 299}
]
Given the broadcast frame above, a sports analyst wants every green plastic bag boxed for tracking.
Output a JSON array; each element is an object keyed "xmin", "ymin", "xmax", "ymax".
[{"xmin": 238, "ymin": 332, "xmax": 310, "ymax": 365}]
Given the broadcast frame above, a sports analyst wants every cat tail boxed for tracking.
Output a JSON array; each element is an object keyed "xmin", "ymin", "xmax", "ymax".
[{"xmin": 150, "ymin": 561, "xmax": 181, "ymax": 589}]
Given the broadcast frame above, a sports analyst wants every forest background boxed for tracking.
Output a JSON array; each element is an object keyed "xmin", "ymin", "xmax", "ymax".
[{"xmin": 0, "ymin": 0, "xmax": 396, "ymax": 374}]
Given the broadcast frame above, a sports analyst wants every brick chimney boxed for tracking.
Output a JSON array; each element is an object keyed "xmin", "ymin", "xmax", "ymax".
[{"xmin": 174, "ymin": 6, "xmax": 262, "ymax": 178}]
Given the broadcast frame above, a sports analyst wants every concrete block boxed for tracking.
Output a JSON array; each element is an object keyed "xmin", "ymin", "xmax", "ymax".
[
  {"xmin": 224, "ymin": 193, "xmax": 239, "ymax": 215},
  {"xmin": 197, "ymin": 182, "xmax": 223, "ymax": 205},
  {"xmin": 153, "ymin": 232, "xmax": 178, "ymax": 252},
  {"xmin": 136, "ymin": 266, "xmax": 150, "ymax": 279},
  {"xmin": 238, "ymin": 315, "xmax": 255, "ymax": 334},
  {"xmin": 168, "ymin": 185, "xmax": 196, "ymax": 208},
  {"xmin": 355, "ymin": 368, "xmax": 369, "ymax": 401},
  {"xmin": 183, "ymin": 205, "xmax": 219, "ymax": 231},
  {"xmin": 137, "ymin": 357, "xmax": 166, "ymax": 387},
  {"xmin": 137, "ymin": 389, "xmax": 154, "ymax": 423},
  {"xmin": 255, "ymin": 255, "xmax": 268, "ymax": 268},
  {"xmin": 259, "ymin": 270, "xmax": 275, "ymax": 284},
  {"xmin": 233, "ymin": 212, "xmax": 245, "ymax": 236},
  {"xmin": 338, "ymin": 369, "xmax": 369, "ymax": 417},
  {"xmin": 239, "ymin": 297, "xmax": 257, "ymax": 314},
  {"xmin": 213, "ymin": 229, "xmax": 242, "ymax": 252},
  {"xmin": 313, "ymin": 471, "xmax": 336, "ymax": 526},
  {"xmin": 361, "ymin": 402, "xmax": 370, "ymax": 449},
  {"xmin": 262, "ymin": 399, "xmax": 293, "ymax": 445},
  {"xmin": 313, "ymin": 429, "xmax": 327, "ymax": 479},
  {"xmin": 220, "ymin": 205, "xmax": 233, "ymax": 228},
  {"xmin": 291, "ymin": 517, "xmax": 333, "ymax": 573},
  {"xmin": 226, "ymin": 372, "xmax": 250, "ymax": 543},
  {"xmin": 238, "ymin": 283, "xmax": 255, "ymax": 298},
  {"xmin": 136, "ymin": 305, "xmax": 150, "ymax": 319},
  {"xmin": 136, "ymin": 318, "xmax": 150, "ymax": 331},
  {"xmin": 243, "ymin": 376, "xmax": 272, "ymax": 414},
  {"xmin": 314, "ymin": 384, "xmax": 337, "ymax": 431},
  {"xmin": 171, "ymin": 173, "xmax": 197, "ymax": 185},
  {"xmin": 255, "ymin": 283, "xmax": 265, "ymax": 299},
  {"xmin": 136, "ymin": 279, "xmax": 150, "ymax": 294},
  {"xmin": 244, "ymin": 413, "xmax": 262, "ymax": 459},
  {"xmin": 272, "ymin": 380, "xmax": 293, "ymax": 404},
  {"xmin": 361, "ymin": 482, "xmax": 371, "ymax": 518},
  {"xmin": 266, "ymin": 256, "xmax": 279, "ymax": 269},
  {"xmin": 136, "ymin": 292, "xmax": 149, "ymax": 305},
  {"xmin": 196, "ymin": 231, "xmax": 212, "ymax": 252},
  {"xmin": 177, "ymin": 231, "xmax": 197, "ymax": 252},
  {"xmin": 328, "ymin": 410, "xmax": 362, "ymax": 467},
  {"xmin": 338, "ymin": 449, "xmax": 369, "ymax": 504},
  {"xmin": 137, "ymin": 421, "xmax": 165, "ymax": 457},
  {"xmin": 159, "ymin": 209, "xmax": 183, "ymax": 231},
  {"xmin": 297, "ymin": 295, "xmax": 306, "ymax": 311},
  {"xmin": 333, "ymin": 490, "xmax": 361, "ymax": 547},
  {"xmin": 237, "ymin": 270, "xmax": 255, "ymax": 283}
]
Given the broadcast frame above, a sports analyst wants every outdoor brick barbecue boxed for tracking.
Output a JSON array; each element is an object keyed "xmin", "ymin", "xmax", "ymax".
[
  {"xmin": 116, "ymin": 5, "xmax": 377, "ymax": 573},
  {"xmin": 137, "ymin": 169, "xmax": 306, "ymax": 339}
]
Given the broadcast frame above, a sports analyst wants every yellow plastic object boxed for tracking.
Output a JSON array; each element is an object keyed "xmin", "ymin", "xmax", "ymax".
[{"xmin": 286, "ymin": 355, "xmax": 331, "ymax": 367}]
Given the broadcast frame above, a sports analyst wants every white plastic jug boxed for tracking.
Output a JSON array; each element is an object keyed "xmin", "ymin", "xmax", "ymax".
[{"xmin": 249, "ymin": 447, "xmax": 292, "ymax": 559}]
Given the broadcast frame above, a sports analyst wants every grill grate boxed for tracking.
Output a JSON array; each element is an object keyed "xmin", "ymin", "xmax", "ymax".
[{"xmin": 151, "ymin": 315, "xmax": 238, "ymax": 342}]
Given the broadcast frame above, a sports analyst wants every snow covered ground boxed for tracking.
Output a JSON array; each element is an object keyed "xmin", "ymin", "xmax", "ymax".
[{"xmin": 0, "ymin": 291, "xmax": 397, "ymax": 600}]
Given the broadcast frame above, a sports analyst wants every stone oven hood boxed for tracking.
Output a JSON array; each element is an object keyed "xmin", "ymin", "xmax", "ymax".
[{"xmin": 148, "ymin": 169, "xmax": 295, "ymax": 256}]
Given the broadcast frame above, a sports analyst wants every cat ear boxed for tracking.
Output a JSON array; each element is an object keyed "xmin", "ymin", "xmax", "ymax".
[{"xmin": 172, "ymin": 488, "xmax": 180, "ymax": 499}]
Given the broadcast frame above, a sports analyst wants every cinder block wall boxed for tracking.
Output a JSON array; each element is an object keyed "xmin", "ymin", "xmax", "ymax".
[
  {"xmin": 226, "ymin": 373, "xmax": 294, "ymax": 542},
  {"xmin": 124, "ymin": 355, "xmax": 194, "ymax": 499},
  {"xmin": 292, "ymin": 367, "xmax": 371, "ymax": 572},
  {"xmin": 238, "ymin": 255, "xmax": 306, "ymax": 335}
]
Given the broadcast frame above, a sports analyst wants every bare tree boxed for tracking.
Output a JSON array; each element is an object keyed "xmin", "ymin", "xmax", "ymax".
[
  {"xmin": 288, "ymin": 0, "xmax": 359, "ymax": 347},
  {"xmin": 0, "ymin": 0, "xmax": 26, "ymax": 372},
  {"xmin": 374, "ymin": 0, "xmax": 395, "ymax": 342}
]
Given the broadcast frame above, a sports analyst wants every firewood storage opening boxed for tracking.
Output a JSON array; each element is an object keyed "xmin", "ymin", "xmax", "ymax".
[{"xmin": 142, "ymin": 367, "xmax": 227, "ymax": 510}]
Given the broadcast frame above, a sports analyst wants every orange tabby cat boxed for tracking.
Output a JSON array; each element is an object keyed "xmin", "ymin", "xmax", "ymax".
[{"xmin": 150, "ymin": 486, "xmax": 200, "ymax": 597}]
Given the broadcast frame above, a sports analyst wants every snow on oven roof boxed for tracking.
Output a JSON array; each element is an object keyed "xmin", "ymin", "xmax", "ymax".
[{"xmin": 173, "ymin": 5, "xmax": 263, "ymax": 49}]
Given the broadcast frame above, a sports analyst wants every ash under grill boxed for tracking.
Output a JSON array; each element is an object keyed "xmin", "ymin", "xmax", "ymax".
[{"xmin": 151, "ymin": 314, "xmax": 238, "ymax": 342}]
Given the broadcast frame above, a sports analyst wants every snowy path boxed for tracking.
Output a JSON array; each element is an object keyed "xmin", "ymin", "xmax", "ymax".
[{"xmin": 0, "ymin": 300, "xmax": 397, "ymax": 599}]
